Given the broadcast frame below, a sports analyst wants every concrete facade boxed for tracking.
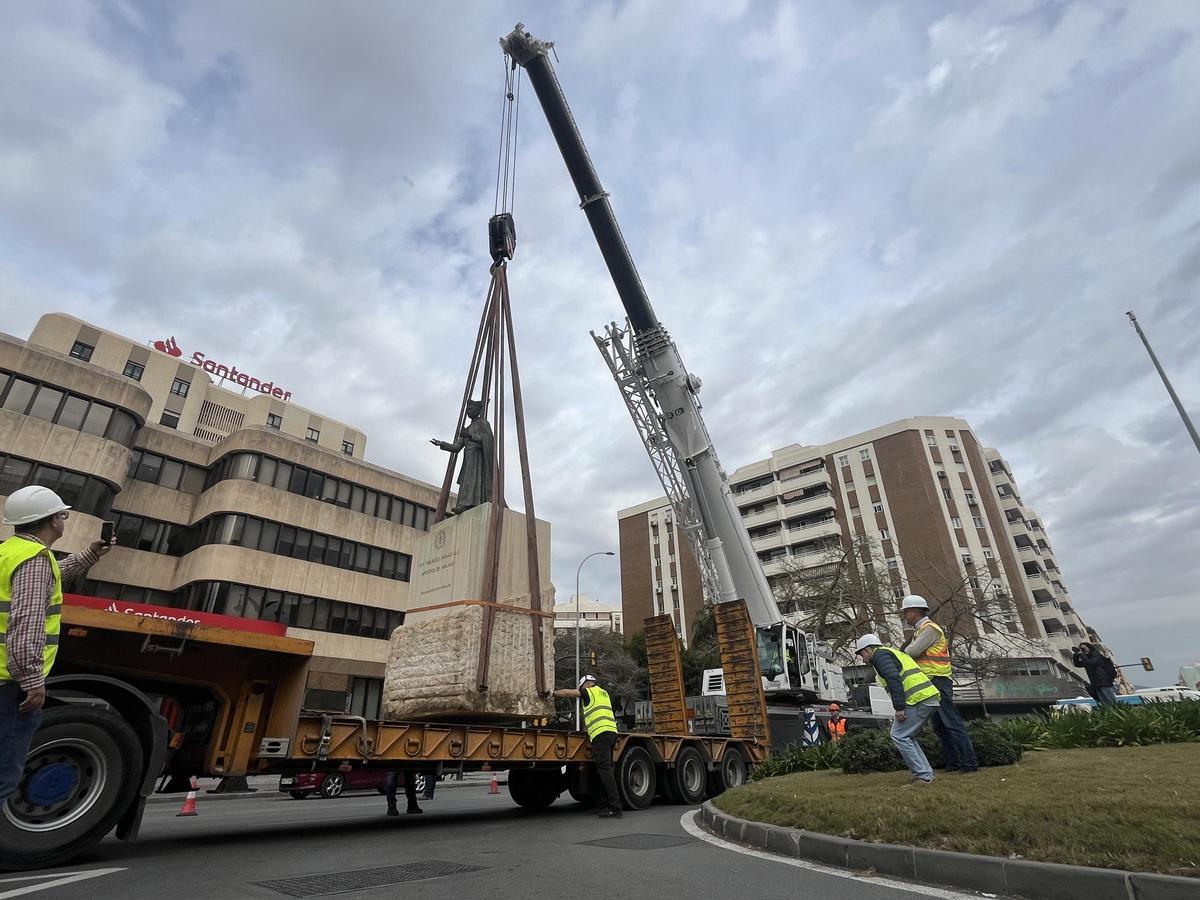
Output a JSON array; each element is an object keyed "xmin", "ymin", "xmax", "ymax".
[
  {"xmin": 1, "ymin": 315, "xmax": 444, "ymax": 716},
  {"xmin": 553, "ymin": 595, "xmax": 623, "ymax": 634}
]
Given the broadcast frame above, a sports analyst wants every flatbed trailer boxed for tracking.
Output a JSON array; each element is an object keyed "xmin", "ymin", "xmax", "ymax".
[{"xmin": 0, "ymin": 596, "xmax": 767, "ymax": 871}]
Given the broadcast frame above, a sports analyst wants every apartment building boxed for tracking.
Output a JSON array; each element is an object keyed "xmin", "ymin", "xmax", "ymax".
[
  {"xmin": 553, "ymin": 595, "xmax": 624, "ymax": 635},
  {"xmin": 617, "ymin": 497, "xmax": 705, "ymax": 646},
  {"xmin": 620, "ymin": 417, "xmax": 1095, "ymax": 695},
  {"xmin": 1, "ymin": 314, "xmax": 441, "ymax": 718}
]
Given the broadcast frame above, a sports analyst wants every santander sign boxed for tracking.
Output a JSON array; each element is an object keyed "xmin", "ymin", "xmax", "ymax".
[{"xmin": 153, "ymin": 336, "xmax": 292, "ymax": 401}]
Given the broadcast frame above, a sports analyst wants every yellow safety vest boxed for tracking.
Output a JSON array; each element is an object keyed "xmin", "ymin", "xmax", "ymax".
[
  {"xmin": 912, "ymin": 619, "xmax": 953, "ymax": 678},
  {"xmin": 582, "ymin": 685, "xmax": 618, "ymax": 741},
  {"xmin": 874, "ymin": 647, "xmax": 941, "ymax": 706},
  {"xmin": 0, "ymin": 535, "xmax": 63, "ymax": 682}
]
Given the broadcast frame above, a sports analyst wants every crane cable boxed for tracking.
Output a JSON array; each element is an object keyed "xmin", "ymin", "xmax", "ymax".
[{"xmin": 494, "ymin": 55, "xmax": 522, "ymax": 218}]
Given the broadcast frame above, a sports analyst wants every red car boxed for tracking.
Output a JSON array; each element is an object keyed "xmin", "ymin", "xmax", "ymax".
[{"xmin": 279, "ymin": 770, "xmax": 427, "ymax": 800}]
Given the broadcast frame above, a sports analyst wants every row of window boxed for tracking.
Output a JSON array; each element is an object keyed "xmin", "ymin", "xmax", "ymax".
[
  {"xmin": 205, "ymin": 451, "xmax": 433, "ymax": 531},
  {"xmin": 81, "ymin": 579, "xmax": 404, "ymax": 641},
  {"xmin": 196, "ymin": 513, "xmax": 412, "ymax": 581},
  {"xmin": 836, "ymin": 448, "xmax": 872, "ymax": 466},
  {"xmin": 182, "ymin": 581, "xmax": 404, "ymax": 640},
  {"xmin": 111, "ymin": 511, "xmax": 186, "ymax": 555},
  {"xmin": 0, "ymin": 453, "xmax": 115, "ymax": 518},
  {"xmin": 0, "ymin": 370, "xmax": 139, "ymax": 447},
  {"xmin": 127, "ymin": 448, "xmax": 208, "ymax": 493}
]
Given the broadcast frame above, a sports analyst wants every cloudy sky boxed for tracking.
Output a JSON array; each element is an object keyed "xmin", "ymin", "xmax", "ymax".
[{"xmin": 2, "ymin": 1, "xmax": 1196, "ymax": 685}]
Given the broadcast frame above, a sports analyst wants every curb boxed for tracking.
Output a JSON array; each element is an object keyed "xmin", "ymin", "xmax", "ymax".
[{"xmin": 697, "ymin": 802, "xmax": 1197, "ymax": 900}]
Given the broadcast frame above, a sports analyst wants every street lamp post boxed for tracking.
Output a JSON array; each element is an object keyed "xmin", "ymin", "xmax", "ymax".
[
  {"xmin": 1127, "ymin": 311, "xmax": 1200, "ymax": 457},
  {"xmin": 575, "ymin": 550, "xmax": 615, "ymax": 730}
]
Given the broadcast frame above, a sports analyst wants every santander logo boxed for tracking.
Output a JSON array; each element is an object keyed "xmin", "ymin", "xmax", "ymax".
[
  {"xmin": 153, "ymin": 336, "xmax": 183, "ymax": 357},
  {"xmin": 150, "ymin": 334, "xmax": 292, "ymax": 401}
]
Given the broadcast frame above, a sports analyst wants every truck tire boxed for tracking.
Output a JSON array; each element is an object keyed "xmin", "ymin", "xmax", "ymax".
[
  {"xmin": 616, "ymin": 744, "xmax": 656, "ymax": 810},
  {"xmin": 663, "ymin": 746, "xmax": 707, "ymax": 805},
  {"xmin": 0, "ymin": 704, "xmax": 143, "ymax": 872},
  {"xmin": 706, "ymin": 745, "xmax": 748, "ymax": 798},
  {"xmin": 565, "ymin": 766, "xmax": 596, "ymax": 808},
  {"xmin": 507, "ymin": 769, "xmax": 561, "ymax": 809}
]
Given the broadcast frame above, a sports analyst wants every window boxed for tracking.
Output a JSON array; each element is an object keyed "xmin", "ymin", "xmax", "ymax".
[
  {"xmin": 0, "ymin": 453, "xmax": 114, "ymax": 517},
  {"xmin": 983, "ymin": 549, "xmax": 994, "ymax": 559},
  {"xmin": 893, "ymin": 586, "xmax": 906, "ymax": 600},
  {"xmin": 28, "ymin": 386, "xmax": 64, "ymax": 422},
  {"xmin": 872, "ymin": 503, "xmax": 883, "ymax": 513},
  {"xmin": 951, "ymin": 517, "xmax": 962, "ymax": 528},
  {"xmin": 123, "ymin": 360, "xmax": 144, "ymax": 381},
  {"xmin": 926, "ymin": 433, "xmax": 937, "ymax": 446},
  {"xmin": 169, "ymin": 378, "xmax": 190, "ymax": 398},
  {"xmin": 2, "ymin": 378, "xmax": 35, "ymax": 413},
  {"xmin": 342, "ymin": 440, "xmax": 354, "ymax": 455},
  {"xmin": 57, "ymin": 396, "xmax": 89, "ymax": 430},
  {"xmin": 159, "ymin": 410, "xmax": 180, "ymax": 429},
  {"xmin": 69, "ymin": 341, "xmax": 94, "ymax": 361},
  {"xmin": 968, "ymin": 576, "xmax": 981, "ymax": 590},
  {"xmin": 306, "ymin": 427, "xmax": 320, "ymax": 443},
  {"xmin": 879, "ymin": 528, "xmax": 891, "ymax": 540},
  {"xmin": 942, "ymin": 488, "xmax": 953, "ymax": 501},
  {"xmin": 267, "ymin": 413, "xmax": 282, "ymax": 430},
  {"xmin": 837, "ymin": 454, "xmax": 849, "ymax": 467},
  {"xmin": 886, "ymin": 559, "xmax": 898, "ymax": 569},
  {"xmin": 80, "ymin": 403, "xmax": 112, "ymax": 437},
  {"xmin": 965, "ymin": 491, "xmax": 977, "ymax": 505},
  {"xmin": 859, "ymin": 448, "xmax": 871, "ymax": 461},
  {"xmin": 973, "ymin": 516, "xmax": 984, "ymax": 528}
]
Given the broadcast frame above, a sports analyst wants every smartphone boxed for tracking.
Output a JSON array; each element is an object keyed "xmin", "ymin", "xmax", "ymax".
[{"xmin": 101, "ymin": 521, "xmax": 115, "ymax": 544}]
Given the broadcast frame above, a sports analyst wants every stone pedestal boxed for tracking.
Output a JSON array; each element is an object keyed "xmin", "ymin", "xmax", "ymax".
[{"xmin": 383, "ymin": 503, "xmax": 554, "ymax": 720}]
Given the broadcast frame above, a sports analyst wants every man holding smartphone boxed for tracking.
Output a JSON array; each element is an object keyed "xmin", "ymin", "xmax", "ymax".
[{"xmin": 1, "ymin": 485, "xmax": 112, "ymax": 805}]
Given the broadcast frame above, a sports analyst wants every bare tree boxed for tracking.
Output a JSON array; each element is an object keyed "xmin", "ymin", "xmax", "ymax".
[{"xmin": 553, "ymin": 628, "xmax": 647, "ymax": 716}]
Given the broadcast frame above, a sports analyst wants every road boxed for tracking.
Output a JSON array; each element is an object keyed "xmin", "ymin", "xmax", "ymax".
[{"xmin": 2, "ymin": 786, "xmax": 978, "ymax": 899}]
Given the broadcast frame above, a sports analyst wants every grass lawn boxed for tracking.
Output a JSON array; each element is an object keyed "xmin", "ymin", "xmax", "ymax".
[{"xmin": 715, "ymin": 743, "xmax": 1199, "ymax": 877}]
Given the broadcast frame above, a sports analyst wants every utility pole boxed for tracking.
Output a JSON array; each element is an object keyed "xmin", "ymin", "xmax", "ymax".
[{"xmin": 1126, "ymin": 311, "xmax": 1200, "ymax": 457}]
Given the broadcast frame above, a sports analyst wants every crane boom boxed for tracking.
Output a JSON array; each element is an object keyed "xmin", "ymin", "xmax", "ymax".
[{"xmin": 501, "ymin": 24, "xmax": 782, "ymax": 628}]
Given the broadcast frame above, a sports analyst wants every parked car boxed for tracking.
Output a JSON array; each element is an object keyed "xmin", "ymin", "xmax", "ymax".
[{"xmin": 279, "ymin": 769, "xmax": 426, "ymax": 800}]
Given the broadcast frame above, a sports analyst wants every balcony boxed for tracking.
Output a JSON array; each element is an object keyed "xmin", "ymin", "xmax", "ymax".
[
  {"xmin": 732, "ymin": 480, "xmax": 777, "ymax": 505},
  {"xmin": 1041, "ymin": 616, "xmax": 1065, "ymax": 635},
  {"xmin": 740, "ymin": 505, "xmax": 782, "ymax": 530},
  {"xmin": 781, "ymin": 491, "xmax": 836, "ymax": 517},
  {"xmin": 751, "ymin": 531, "xmax": 787, "ymax": 552},
  {"xmin": 787, "ymin": 518, "xmax": 840, "ymax": 542},
  {"xmin": 777, "ymin": 466, "xmax": 831, "ymax": 492},
  {"xmin": 1018, "ymin": 544, "xmax": 1042, "ymax": 559}
]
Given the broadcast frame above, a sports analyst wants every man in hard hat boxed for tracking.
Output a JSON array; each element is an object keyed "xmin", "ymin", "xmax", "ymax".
[
  {"xmin": 1, "ymin": 485, "xmax": 112, "ymax": 803},
  {"xmin": 855, "ymin": 633, "xmax": 942, "ymax": 784},
  {"xmin": 552, "ymin": 674, "xmax": 622, "ymax": 818},
  {"xmin": 825, "ymin": 703, "xmax": 847, "ymax": 743},
  {"xmin": 900, "ymin": 595, "xmax": 978, "ymax": 774}
]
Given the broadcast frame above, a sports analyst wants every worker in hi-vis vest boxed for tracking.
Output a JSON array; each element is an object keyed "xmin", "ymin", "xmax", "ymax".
[
  {"xmin": 825, "ymin": 703, "xmax": 847, "ymax": 742},
  {"xmin": 553, "ymin": 674, "xmax": 623, "ymax": 818},
  {"xmin": 901, "ymin": 595, "xmax": 978, "ymax": 773},
  {"xmin": 1, "ymin": 486, "xmax": 111, "ymax": 804},
  {"xmin": 855, "ymin": 633, "xmax": 942, "ymax": 785}
]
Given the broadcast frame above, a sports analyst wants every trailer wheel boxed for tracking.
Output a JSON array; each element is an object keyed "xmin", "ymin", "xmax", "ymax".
[
  {"xmin": 0, "ymin": 705, "xmax": 143, "ymax": 871},
  {"xmin": 663, "ymin": 746, "xmax": 707, "ymax": 805},
  {"xmin": 706, "ymin": 746, "xmax": 748, "ymax": 797},
  {"xmin": 507, "ymin": 769, "xmax": 561, "ymax": 809},
  {"xmin": 565, "ymin": 766, "xmax": 596, "ymax": 808},
  {"xmin": 616, "ymin": 744, "xmax": 656, "ymax": 810}
]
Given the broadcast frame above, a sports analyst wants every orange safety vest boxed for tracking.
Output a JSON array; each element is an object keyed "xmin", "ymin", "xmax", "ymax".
[
  {"xmin": 913, "ymin": 618, "xmax": 953, "ymax": 678},
  {"xmin": 827, "ymin": 717, "xmax": 847, "ymax": 742}
]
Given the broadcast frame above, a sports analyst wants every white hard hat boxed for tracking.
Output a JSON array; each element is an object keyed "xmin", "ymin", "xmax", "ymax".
[
  {"xmin": 577, "ymin": 674, "xmax": 597, "ymax": 689},
  {"xmin": 900, "ymin": 595, "xmax": 929, "ymax": 611},
  {"xmin": 2, "ymin": 485, "xmax": 70, "ymax": 526},
  {"xmin": 854, "ymin": 633, "xmax": 883, "ymax": 654}
]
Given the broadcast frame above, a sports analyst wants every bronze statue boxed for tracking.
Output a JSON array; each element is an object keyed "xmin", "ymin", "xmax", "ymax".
[{"xmin": 431, "ymin": 400, "xmax": 494, "ymax": 514}]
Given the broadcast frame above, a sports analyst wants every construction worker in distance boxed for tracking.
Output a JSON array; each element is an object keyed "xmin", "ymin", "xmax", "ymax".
[
  {"xmin": 1, "ymin": 486, "xmax": 112, "ymax": 805},
  {"xmin": 900, "ymin": 595, "xmax": 979, "ymax": 774},
  {"xmin": 825, "ymin": 703, "xmax": 847, "ymax": 743},
  {"xmin": 552, "ymin": 674, "xmax": 623, "ymax": 818},
  {"xmin": 854, "ymin": 633, "xmax": 942, "ymax": 785}
]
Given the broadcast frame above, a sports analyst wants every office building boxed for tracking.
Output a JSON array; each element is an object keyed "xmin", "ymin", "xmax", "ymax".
[{"xmin": 553, "ymin": 595, "xmax": 624, "ymax": 635}]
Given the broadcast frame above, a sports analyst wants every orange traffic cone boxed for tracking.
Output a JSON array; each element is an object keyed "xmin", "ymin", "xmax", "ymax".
[
  {"xmin": 489, "ymin": 772, "xmax": 499, "ymax": 795},
  {"xmin": 176, "ymin": 776, "xmax": 199, "ymax": 817}
]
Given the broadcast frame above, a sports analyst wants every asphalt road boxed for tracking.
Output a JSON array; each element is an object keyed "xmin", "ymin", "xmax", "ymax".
[{"xmin": 2, "ymin": 786, "xmax": 979, "ymax": 899}]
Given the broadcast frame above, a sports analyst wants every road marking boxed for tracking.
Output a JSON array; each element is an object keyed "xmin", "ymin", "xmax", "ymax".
[
  {"xmin": 679, "ymin": 811, "xmax": 978, "ymax": 899},
  {"xmin": 0, "ymin": 868, "xmax": 125, "ymax": 898}
]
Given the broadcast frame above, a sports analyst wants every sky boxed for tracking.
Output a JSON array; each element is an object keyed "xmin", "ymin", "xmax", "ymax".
[{"xmin": 1, "ymin": 1, "xmax": 1196, "ymax": 686}]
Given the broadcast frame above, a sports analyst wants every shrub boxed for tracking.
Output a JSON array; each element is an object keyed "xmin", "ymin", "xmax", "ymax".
[
  {"xmin": 838, "ymin": 718, "xmax": 1022, "ymax": 775},
  {"xmin": 999, "ymin": 716, "xmax": 1051, "ymax": 751},
  {"xmin": 1039, "ymin": 700, "xmax": 1200, "ymax": 749},
  {"xmin": 967, "ymin": 720, "xmax": 1023, "ymax": 766},
  {"xmin": 838, "ymin": 728, "xmax": 906, "ymax": 775},
  {"xmin": 751, "ymin": 740, "xmax": 842, "ymax": 780}
]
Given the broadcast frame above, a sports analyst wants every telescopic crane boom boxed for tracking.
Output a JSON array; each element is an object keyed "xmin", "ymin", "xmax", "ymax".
[{"xmin": 500, "ymin": 24, "xmax": 779, "ymax": 628}]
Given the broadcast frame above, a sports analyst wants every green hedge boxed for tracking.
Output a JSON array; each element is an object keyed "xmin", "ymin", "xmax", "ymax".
[
  {"xmin": 837, "ymin": 721, "xmax": 1022, "ymax": 774},
  {"xmin": 999, "ymin": 700, "xmax": 1200, "ymax": 750}
]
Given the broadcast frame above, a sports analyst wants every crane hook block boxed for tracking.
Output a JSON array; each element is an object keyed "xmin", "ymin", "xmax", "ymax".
[{"xmin": 489, "ymin": 212, "xmax": 517, "ymax": 263}]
